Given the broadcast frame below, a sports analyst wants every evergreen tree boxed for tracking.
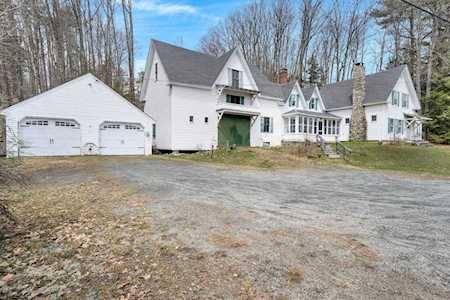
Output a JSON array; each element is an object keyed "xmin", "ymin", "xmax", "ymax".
[
  {"xmin": 423, "ymin": 76, "xmax": 450, "ymax": 144},
  {"xmin": 306, "ymin": 55, "xmax": 321, "ymax": 86}
]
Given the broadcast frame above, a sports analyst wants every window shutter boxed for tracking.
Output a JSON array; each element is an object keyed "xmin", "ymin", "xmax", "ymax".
[
  {"xmin": 239, "ymin": 71, "xmax": 243, "ymax": 88},
  {"xmin": 260, "ymin": 117, "xmax": 264, "ymax": 132},
  {"xmin": 228, "ymin": 68, "xmax": 232, "ymax": 86},
  {"xmin": 270, "ymin": 118, "xmax": 273, "ymax": 133}
]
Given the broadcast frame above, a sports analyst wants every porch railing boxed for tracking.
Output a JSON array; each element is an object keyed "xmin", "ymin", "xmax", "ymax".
[{"xmin": 334, "ymin": 136, "xmax": 352, "ymax": 161}]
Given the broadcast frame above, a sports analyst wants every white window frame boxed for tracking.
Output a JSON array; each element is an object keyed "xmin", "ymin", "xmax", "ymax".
[
  {"xmin": 288, "ymin": 94, "xmax": 297, "ymax": 107},
  {"xmin": 392, "ymin": 91, "xmax": 400, "ymax": 106},
  {"xmin": 289, "ymin": 117, "xmax": 296, "ymax": 133},
  {"xmin": 402, "ymin": 93, "xmax": 409, "ymax": 108},
  {"xmin": 261, "ymin": 117, "xmax": 273, "ymax": 133}
]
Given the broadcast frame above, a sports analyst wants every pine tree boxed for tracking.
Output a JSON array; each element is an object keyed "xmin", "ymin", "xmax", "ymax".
[
  {"xmin": 423, "ymin": 76, "xmax": 450, "ymax": 144},
  {"xmin": 306, "ymin": 55, "xmax": 321, "ymax": 86}
]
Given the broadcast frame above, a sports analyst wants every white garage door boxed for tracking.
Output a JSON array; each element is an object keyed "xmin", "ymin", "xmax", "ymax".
[
  {"xmin": 99, "ymin": 122, "xmax": 145, "ymax": 155},
  {"xmin": 19, "ymin": 118, "xmax": 81, "ymax": 156}
]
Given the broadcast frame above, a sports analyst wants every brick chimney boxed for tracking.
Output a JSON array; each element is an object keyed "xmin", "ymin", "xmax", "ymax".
[
  {"xmin": 278, "ymin": 68, "xmax": 289, "ymax": 85},
  {"xmin": 350, "ymin": 63, "xmax": 367, "ymax": 141}
]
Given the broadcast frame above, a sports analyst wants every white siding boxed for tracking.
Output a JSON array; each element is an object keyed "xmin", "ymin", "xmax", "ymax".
[
  {"xmin": 2, "ymin": 74, "xmax": 153, "ymax": 157},
  {"xmin": 252, "ymin": 98, "xmax": 284, "ymax": 147},
  {"xmin": 171, "ymin": 86, "xmax": 218, "ymax": 151},
  {"xmin": 330, "ymin": 108, "xmax": 352, "ymax": 141},
  {"xmin": 365, "ymin": 104, "xmax": 388, "ymax": 141},
  {"xmin": 215, "ymin": 51, "xmax": 258, "ymax": 90},
  {"xmin": 143, "ymin": 51, "xmax": 172, "ymax": 150}
]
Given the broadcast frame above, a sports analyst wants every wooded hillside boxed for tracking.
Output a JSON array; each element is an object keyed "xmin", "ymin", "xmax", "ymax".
[{"xmin": 0, "ymin": 0, "xmax": 136, "ymax": 109}]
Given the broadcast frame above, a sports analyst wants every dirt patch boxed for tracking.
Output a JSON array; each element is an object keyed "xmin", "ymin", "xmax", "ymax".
[
  {"xmin": 286, "ymin": 267, "xmax": 305, "ymax": 284},
  {"xmin": 304, "ymin": 228, "xmax": 381, "ymax": 262},
  {"xmin": 0, "ymin": 171, "xmax": 262, "ymax": 299},
  {"xmin": 208, "ymin": 232, "xmax": 248, "ymax": 248}
]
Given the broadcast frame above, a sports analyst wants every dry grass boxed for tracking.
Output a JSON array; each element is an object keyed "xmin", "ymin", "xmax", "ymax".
[
  {"xmin": 286, "ymin": 267, "xmax": 305, "ymax": 284},
  {"xmin": 165, "ymin": 145, "xmax": 324, "ymax": 169},
  {"xmin": 208, "ymin": 232, "xmax": 248, "ymax": 248}
]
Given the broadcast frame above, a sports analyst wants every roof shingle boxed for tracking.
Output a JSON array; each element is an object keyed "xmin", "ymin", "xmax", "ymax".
[{"xmin": 320, "ymin": 65, "xmax": 406, "ymax": 109}]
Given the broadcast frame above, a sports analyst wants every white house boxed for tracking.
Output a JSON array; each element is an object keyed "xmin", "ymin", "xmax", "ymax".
[
  {"xmin": 140, "ymin": 40, "xmax": 425, "ymax": 151},
  {"xmin": 1, "ymin": 74, "xmax": 154, "ymax": 157}
]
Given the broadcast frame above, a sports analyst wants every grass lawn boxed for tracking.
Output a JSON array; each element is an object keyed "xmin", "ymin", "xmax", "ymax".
[
  {"xmin": 341, "ymin": 142, "xmax": 450, "ymax": 177},
  {"xmin": 159, "ymin": 142, "xmax": 450, "ymax": 177},
  {"xmin": 160, "ymin": 145, "xmax": 324, "ymax": 169}
]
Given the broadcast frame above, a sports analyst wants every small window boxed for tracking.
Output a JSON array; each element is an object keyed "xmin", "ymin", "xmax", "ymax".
[
  {"xmin": 155, "ymin": 63, "xmax": 158, "ymax": 81},
  {"xmin": 371, "ymin": 115, "xmax": 377, "ymax": 122},
  {"xmin": 345, "ymin": 118, "xmax": 350, "ymax": 124},
  {"xmin": 226, "ymin": 94, "xmax": 244, "ymax": 105},
  {"xmin": 152, "ymin": 124, "xmax": 156, "ymax": 138},
  {"xmin": 308, "ymin": 98, "xmax": 315, "ymax": 110},
  {"xmin": 104, "ymin": 124, "xmax": 120, "ymax": 129},
  {"xmin": 125, "ymin": 124, "xmax": 141, "ymax": 130},
  {"xmin": 189, "ymin": 116, "xmax": 194, "ymax": 123},
  {"xmin": 204, "ymin": 117, "xmax": 209, "ymax": 124}
]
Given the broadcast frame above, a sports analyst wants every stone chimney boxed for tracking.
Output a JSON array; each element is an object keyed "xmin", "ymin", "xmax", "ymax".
[
  {"xmin": 0, "ymin": 115, "xmax": 6, "ymax": 156},
  {"xmin": 350, "ymin": 63, "xmax": 367, "ymax": 141},
  {"xmin": 278, "ymin": 68, "xmax": 289, "ymax": 85}
]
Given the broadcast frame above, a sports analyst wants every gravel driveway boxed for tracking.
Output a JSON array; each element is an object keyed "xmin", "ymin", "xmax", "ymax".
[{"xmin": 106, "ymin": 158, "xmax": 450, "ymax": 299}]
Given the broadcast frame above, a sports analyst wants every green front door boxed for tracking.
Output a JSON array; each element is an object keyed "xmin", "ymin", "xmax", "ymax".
[{"xmin": 218, "ymin": 114, "xmax": 250, "ymax": 147}]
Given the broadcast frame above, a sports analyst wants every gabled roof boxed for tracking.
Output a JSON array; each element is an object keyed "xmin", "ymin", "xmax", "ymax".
[
  {"xmin": 320, "ymin": 65, "xmax": 407, "ymax": 110},
  {"xmin": 1, "ymin": 73, "xmax": 155, "ymax": 122},
  {"xmin": 152, "ymin": 40, "xmax": 289, "ymax": 99},
  {"xmin": 301, "ymin": 86, "xmax": 315, "ymax": 101},
  {"xmin": 152, "ymin": 39, "xmax": 233, "ymax": 87}
]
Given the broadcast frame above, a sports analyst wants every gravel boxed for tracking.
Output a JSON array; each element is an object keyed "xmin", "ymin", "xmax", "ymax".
[{"xmin": 103, "ymin": 158, "xmax": 450, "ymax": 298}]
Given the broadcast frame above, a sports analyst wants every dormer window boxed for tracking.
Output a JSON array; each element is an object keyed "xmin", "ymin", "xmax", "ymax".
[
  {"xmin": 309, "ymin": 98, "xmax": 318, "ymax": 110},
  {"xmin": 231, "ymin": 69, "xmax": 240, "ymax": 88},
  {"xmin": 288, "ymin": 94, "xmax": 298, "ymax": 107},
  {"xmin": 402, "ymin": 93, "xmax": 409, "ymax": 108}
]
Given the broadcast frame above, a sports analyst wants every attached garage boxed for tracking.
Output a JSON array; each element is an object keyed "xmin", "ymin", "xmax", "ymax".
[{"xmin": 1, "ymin": 74, "xmax": 154, "ymax": 157}]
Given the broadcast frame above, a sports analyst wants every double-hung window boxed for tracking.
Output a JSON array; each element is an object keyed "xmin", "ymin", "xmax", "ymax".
[
  {"xmin": 388, "ymin": 118, "xmax": 404, "ymax": 135},
  {"xmin": 388, "ymin": 118, "xmax": 394, "ymax": 133},
  {"xmin": 261, "ymin": 117, "xmax": 273, "ymax": 133},
  {"xmin": 402, "ymin": 93, "xmax": 409, "ymax": 108},
  {"xmin": 392, "ymin": 91, "xmax": 400, "ymax": 106},
  {"xmin": 289, "ymin": 117, "xmax": 296, "ymax": 133},
  {"xmin": 226, "ymin": 94, "xmax": 244, "ymax": 105},
  {"xmin": 289, "ymin": 94, "xmax": 297, "ymax": 107},
  {"xmin": 309, "ymin": 98, "xmax": 319, "ymax": 110},
  {"xmin": 231, "ymin": 69, "xmax": 240, "ymax": 88}
]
